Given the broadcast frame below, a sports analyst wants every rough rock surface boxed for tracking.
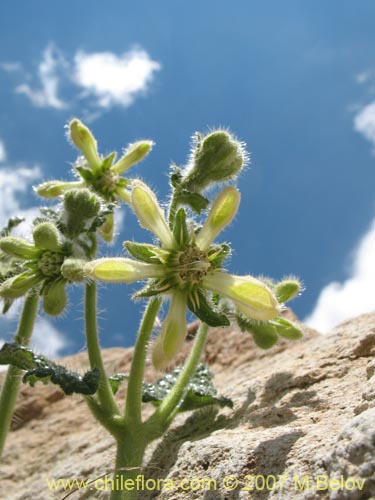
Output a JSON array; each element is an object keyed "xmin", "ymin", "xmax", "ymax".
[{"xmin": 0, "ymin": 311, "xmax": 375, "ymax": 500}]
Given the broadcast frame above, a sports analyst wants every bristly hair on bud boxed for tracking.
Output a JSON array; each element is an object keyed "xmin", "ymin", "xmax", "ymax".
[{"xmin": 180, "ymin": 129, "xmax": 250, "ymax": 193}]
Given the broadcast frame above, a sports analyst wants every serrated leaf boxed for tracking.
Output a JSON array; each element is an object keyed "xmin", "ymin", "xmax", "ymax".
[
  {"xmin": 0, "ymin": 217, "xmax": 25, "ymax": 238},
  {"xmin": 124, "ymin": 241, "xmax": 163, "ymax": 264},
  {"xmin": 132, "ymin": 279, "xmax": 172, "ymax": 299},
  {"xmin": 177, "ymin": 191, "xmax": 209, "ymax": 214},
  {"xmin": 170, "ymin": 165, "xmax": 183, "ymax": 189},
  {"xmin": 173, "ymin": 208, "xmax": 189, "ymax": 248},
  {"xmin": 108, "ymin": 373, "xmax": 129, "ymax": 394},
  {"xmin": 187, "ymin": 288, "xmax": 230, "ymax": 327},
  {"xmin": 270, "ymin": 317, "xmax": 303, "ymax": 340},
  {"xmin": 142, "ymin": 363, "xmax": 233, "ymax": 412},
  {"xmin": 0, "ymin": 343, "xmax": 100, "ymax": 395}
]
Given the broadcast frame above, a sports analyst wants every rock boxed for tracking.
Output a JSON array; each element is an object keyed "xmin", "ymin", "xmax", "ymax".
[{"xmin": 0, "ymin": 312, "xmax": 374, "ymax": 500}]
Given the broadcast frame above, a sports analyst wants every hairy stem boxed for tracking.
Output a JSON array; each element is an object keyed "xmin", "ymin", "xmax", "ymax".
[
  {"xmin": 85, "ymin": 282, "xmax": 119, "ymax": 417},
  {"xmin": 148, "ymin": 322, "xmax": 209, "ymax": 427},
  {"xmin": 0, "ymin": 292, "xmax": 39, "ymax": 456},
  {"xmin": 125, "ymin": 298, "xmax": 161, "ymax": 423}
]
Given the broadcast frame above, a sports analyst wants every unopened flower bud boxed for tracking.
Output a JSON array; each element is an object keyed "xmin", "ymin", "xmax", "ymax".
[
  {"xmin": 182, "ymin": 130, "xmax": 247, "ymax": 191},
  {"xmin": 0, "ymin": 272, "xmax": 42, "ymax": 299},
  {"xmin": 203, "ymin": 271, "xmax": 280, "ymax": 321},
  {"xmin": 33, "ymin": 223, "xmax": 61, "ymax": 251},
  {"xmin": 34, "ymin": 180, "xmax": 84, "ymax": 199},
  {"xmin": 275, "ymin": 278, "xmax": 302, "ymax": 303},
  {"xmin": 43, "ymin": 279, "xmax": 67, "ymax": 316},
  {"xmin": 132, "ymin": 181, "xmax": 176, "ymax": 249},
  {"xmin": 152, "ymin": 291, "xmax": 187, "ymax": 370},
  {"xmin": 112, "ymin": 140, "xmax": 154, "ymax": 174},
  {"xmin": 98, "ymin": 214, "xmax": 114, "ymax": 243},
  {"xmin": 195, "ymin": 187, "xmax": 240, "ymax": 250},
  {"xmin": 84, "ymin": 258, "xmax": 163, "ymax": 283},
  {"xmin": 63, "ymin": 189, "xmax": 101, "ymax": 237},
  {"xmin": 0, "ymin": 237, "xmax": 41, "ymax": 260},
  {"xmin": 61, "ymin": 258, "xmax": 86, "ymax": 282},
  {"xmin": 69, "ymin": 119, "xmax": 101, "ymax": 172}
]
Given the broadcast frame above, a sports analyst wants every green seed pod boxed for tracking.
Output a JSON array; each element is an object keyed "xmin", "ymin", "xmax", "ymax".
[
  {"xmin": 182, "ymin": 130, "xmax": 247, "ymax": 192},
  {"xmin": 60, "ymin": 258, "xmax": 86, "ymax": 282},
  {"xmin": 0, "ymin": 272, "xmax": 42, "ymax": 299},
  {"xmin": 275, "ymin": 278, "xmax": 302, "ymax": 303},
  {"xmin": 0, "ymin": 237, "xmax": 41, "ymax": 260},
  {"xmin": 43, "ymin": 279, "xmax": 67, "ymax": 316},
  {"xmin": 33, "ymin": 222, "xmax": 61, "ymax": 251},
  {"xmin": 112, "ymin": 140, "xmax": 154, "ymax": 174}
]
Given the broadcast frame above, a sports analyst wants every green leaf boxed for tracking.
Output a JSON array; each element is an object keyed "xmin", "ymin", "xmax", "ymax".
[
  {"xmin": 132, "ymin": 279, "xmax": 172, "ymax": 299},
  {"xmin": 0, "ymin": 343, "xmax": 100, "ymax": 395},
  {"xmin": 101, "ymin": 151, "xmax": 117, "ymax": 172},
  {"xmin": 108, "ymin": 373, "xmax": 128, "ymax": 394},
  {"xmin": 207, "ymin": 243, "xmax": 231, "ymax": 268},
  {"xmin": 187, "ymin": 288, "xmax": 230, "ymax": 327},
  {"xmin": 177, "ymin": 191, "xmax": 209, "ymax": 214},
  {"xmin": 142, "ymin": 363, "xmax": 233, "ymax": 412},
  {"xmin": 173, "ymin": 208, "xmax": 189, "ymax": 248},
  {"xmin": 270, "ymin": 317, "xmax": 303, "ymax": 340},
  {"xmin": 124, "ymin": 241, "xmax": 163, "ymax": 264}
]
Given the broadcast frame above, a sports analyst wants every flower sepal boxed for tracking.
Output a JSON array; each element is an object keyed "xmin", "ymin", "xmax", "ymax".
[{"xmin": 187, "ymin": 287, "xmax": 230, "ymax": 327}]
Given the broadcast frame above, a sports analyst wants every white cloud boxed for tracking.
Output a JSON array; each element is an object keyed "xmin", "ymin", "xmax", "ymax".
[
  {"xmin": 0, "ymin": 140, "xmax": 6, "ymax": 163},
  {"xmin": 0, "ymin": 164, "xmax": 41, "ymax": 230},
  {"xmin": 73, "ymin": 48, "xmax": 161, "ymax": 108},
  {"xmin": 15, "ymin": 44, "xmax": 67, "ymax": 110},
  {"xmin": 354, "ymin": 100, "xmax": 375, "ymax": 150},
  {"xmin": 2, "ymin": 44, "xmax": 161, "ymax": 117},
  {"xmin": 304, "ymin": 219, "xmax": 375, "ymax": 332}
]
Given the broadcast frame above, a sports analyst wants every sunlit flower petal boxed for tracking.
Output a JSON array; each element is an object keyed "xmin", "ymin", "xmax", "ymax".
[
  {"xmin": 152, "ymin": 291, "xmax": 187, "ymax": 370},
  {"xmin": 84, "ymin": 258, "xmax": 163, "ymax": 283},
  {"xmin": 203, "ymin": 271, "xmax": 280, "ymax": 320},
  {"xmin": 132, "ymin": 180, "xmax": 176, "ymax": 249},
  {"xmin": 195, "ymin": 187, "xmax": 240, "ymax": 251}
]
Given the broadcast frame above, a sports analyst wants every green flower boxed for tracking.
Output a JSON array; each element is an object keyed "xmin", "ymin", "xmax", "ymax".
[
  {"xmin": 85, "ymin": 181, "xmax": 280, "ymax": 369},
  {"xmin": 0, "ymin": 222, "xmax": 84, "ymax": 316}
]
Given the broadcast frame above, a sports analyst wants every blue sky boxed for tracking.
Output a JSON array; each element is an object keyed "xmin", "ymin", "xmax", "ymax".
[{"xmin": 0, "ymin": 0, "xmax": 374, "ymax": 357}]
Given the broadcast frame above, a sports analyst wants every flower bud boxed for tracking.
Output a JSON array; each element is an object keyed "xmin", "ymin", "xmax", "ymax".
[
  {"xmin": 0, "ymin": 237, "xmax": 41, "ymax": 260},
  {"xmin": 33, "ymin": 223, "xmax": 61, "ymax": 251},
  {"xmin": 152, "ymin": 291, "xmax": 187, "ymax": 370},
  {"xmin": 195, "ymin": 187, "xmax": 240, "ymax": 250},
  {"xmin": 63, "ymin": 189, "xmax": 101, "ymax": 237},
  {"xmin": 43, "ymin": 279, "xmax": 67, "ymax": 316},
  {"xmin": 34, "ymin": 180, "xmax": 83, "ymax": 198},
  {"xmin": 69, "ymin": 119, "xmax": 101, "ymax": 172},
  {"xmin": 112, "ymin": 140, "xmax": 154, "ymax": 174},
  {"xmin": 84, "ymin": 258, "xmax": 163, "ymax": 283},
  {"xmin": 61, "ymin": 258, "xmax": 86, "ymax": 282},
  {"xmin": 182, "ymin": 130, "xmax": 247, "ymax": 191},
  {"xmin": 132, "ymin": 181, "xmax": 176, "ymax": 249},
  {"xmin": 0, "ymin": 272, "xmax": 42, "ymax": 299},
  {"xmin": 98, "ymin": 214, "xmax": 114, "ymax": 243},
  {"xmin": 203, "ymin": 271, "xmax": 280, "ymax": 321},
  {"xmin": 275, "ymin": 278, "xmax": 302, "ymax": 303}
]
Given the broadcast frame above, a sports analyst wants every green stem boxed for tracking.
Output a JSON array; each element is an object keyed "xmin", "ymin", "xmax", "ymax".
[
  {"xmin": 148, "ymin": 322, "xmax": 209, "ymax": 427},
  {"xmin": 110, "ymin": 432, "xmax": 147, "ymax": 500},
  {"xmin": 125, "ymin": 298, "xmax": 161, "ymax": 423},
  {"xmin": 168, "ymin": 191, "xmax": 179, "ymax": 228},
  {"xmin": 85, "ymin": 282, "xmax": 119, "ymax": 417},
  {"xmin": 0, "ymin": 292, "xmax": 39, "ymax": 456}
]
